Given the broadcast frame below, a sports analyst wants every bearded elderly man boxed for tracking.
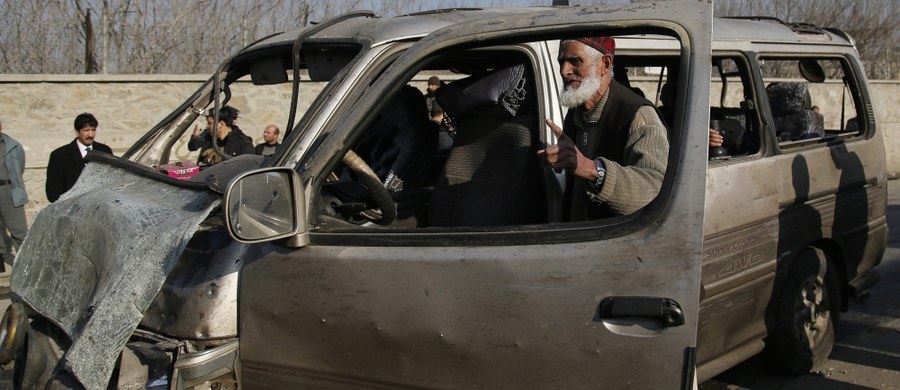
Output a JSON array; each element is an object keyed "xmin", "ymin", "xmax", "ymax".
[{"xmin": 539, "ymin": 37, "xmax": 668, "ymax": 220}]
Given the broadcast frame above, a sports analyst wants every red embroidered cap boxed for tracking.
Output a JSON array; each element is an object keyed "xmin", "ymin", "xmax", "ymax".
[{"xmin": 575, "ymin": 37, "xmax": 615, "ymax": 58}]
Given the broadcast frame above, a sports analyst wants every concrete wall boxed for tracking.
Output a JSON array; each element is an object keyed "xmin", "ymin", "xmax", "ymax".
[{"xmin": 1, "ymin": 75, "xmax": 899, "ymax": 222}]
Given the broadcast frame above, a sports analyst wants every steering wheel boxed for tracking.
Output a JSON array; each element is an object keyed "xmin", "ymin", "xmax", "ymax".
[{"xmin": 341, "ymin": 150, "xmax": 397, "ymax": 225}]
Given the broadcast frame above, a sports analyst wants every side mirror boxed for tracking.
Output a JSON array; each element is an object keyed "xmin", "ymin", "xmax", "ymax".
[{"xmin": 223, "ymin": 167, "xmax": 306, "ymax": 244}]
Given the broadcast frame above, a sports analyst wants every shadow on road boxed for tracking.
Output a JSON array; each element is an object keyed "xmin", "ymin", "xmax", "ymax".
[
  {"xmin": 702, "ymin": 351, "xmax": 880, "ymax": 390},
  {"xmin": 829, "ymin": 337, "xmax": 900, "ymax": 372}
]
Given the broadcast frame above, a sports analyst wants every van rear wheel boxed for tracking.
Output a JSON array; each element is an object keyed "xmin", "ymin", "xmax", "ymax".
[{"xmin": 769, "ymin": 248, "xmax": 840, "ymax": 375}]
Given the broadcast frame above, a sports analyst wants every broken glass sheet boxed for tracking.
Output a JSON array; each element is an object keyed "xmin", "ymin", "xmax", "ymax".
[{"xmin": 12, "ymin": 161, "xmax": 220, "ymax": 390}]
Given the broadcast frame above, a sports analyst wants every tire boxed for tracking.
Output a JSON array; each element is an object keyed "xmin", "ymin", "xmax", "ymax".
[{"xmin": 768, "ymin": 247, "xmax": 841, "ymax": 375}]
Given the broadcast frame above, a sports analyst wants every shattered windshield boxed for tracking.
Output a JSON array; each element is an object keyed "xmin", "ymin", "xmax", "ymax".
[
  {"xmin": 129, "ymin": 42, "xmax": 363, "ymax": 173},
  {"xmin": 12, "ymin": 159, "xmax": 220, "ymax": 389}
]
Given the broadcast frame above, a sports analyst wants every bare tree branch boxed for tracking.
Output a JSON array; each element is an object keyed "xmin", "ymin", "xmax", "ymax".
[{"xmin": 0, "ymin": 0, "xmax": 895, "ymax": 79}]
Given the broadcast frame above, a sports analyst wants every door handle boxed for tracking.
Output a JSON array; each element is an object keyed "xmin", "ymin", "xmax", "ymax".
[{"xmin": 597, "ymin": 296, "xmax": 685, "ymax": 327}]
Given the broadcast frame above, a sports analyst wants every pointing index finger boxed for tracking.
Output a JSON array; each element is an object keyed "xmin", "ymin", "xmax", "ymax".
[{"xmin": 546, "ymin": 119, "xmax": 564, "ymax": 139}]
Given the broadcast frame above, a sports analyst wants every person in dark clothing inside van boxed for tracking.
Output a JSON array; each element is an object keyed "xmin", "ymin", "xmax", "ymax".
[
  {"xmin": 539, "ymin": 37, "xmax": 668, "ymax": 220},
  {"xmin": 425, "ymin": 76, "xmax": 445, "ymax": 124},
  {"xmin": 188, "ymin": 105, "xmax": 254, "ymax": 165}
]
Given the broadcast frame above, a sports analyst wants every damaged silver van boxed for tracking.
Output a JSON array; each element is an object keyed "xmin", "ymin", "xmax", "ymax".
[{"xmin": 0, "ymin": 1, "xmax": 887, "ymax": 389}]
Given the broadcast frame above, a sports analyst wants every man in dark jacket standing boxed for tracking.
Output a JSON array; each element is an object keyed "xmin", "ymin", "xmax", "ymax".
[
  {"xmin": 45, "ymin": 113, "xmax": 114, "ymax": 202},
  {"xmin": 254, "ymin": 124, "xmax": 281, "ymax": 157},
  {"xmin": 188, "ymin": 106, "xmax": 254, "ymax": 165}
]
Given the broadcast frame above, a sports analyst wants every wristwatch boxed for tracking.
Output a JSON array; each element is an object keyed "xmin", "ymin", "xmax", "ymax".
[{"xmin": 589, "ymin": 158, "xmax": 606, "ymax": 191}]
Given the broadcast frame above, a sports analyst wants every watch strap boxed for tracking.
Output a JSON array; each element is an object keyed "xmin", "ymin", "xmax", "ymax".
[{"xmin": 590, "ymin": 158, "xmax": 606, "ymax": 190}]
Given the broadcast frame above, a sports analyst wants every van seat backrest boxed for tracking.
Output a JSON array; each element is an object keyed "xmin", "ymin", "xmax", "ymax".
[
  {"xmin": 710, "ymin": 106, "xmax": 746, "ymax": 129},
  {"xmin": 709, "ymin": 106, "xmax": 750, "ymax": 155},
  {"xmin": 428, "ymin": 63, "xmax": 544, "ymax": 227},
  {"xmin": 766, "ymin": 82, "xmax": 824, "ymax": 142}
]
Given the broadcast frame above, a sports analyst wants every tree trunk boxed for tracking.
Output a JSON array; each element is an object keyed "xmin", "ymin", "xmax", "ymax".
[{"xmin": 84, "ymin": 10, "xmax": 98, "ymax": 74}]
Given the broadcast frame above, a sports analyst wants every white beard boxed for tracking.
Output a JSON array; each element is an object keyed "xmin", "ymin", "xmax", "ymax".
[{"xmin": 560, "ymin": 74, "xmax": 601, "ymax": 108}]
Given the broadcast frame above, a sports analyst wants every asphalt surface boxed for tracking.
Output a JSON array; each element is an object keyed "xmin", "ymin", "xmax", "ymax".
[{"xmin": 0, "ymin": 181, "xmax": 898, "ymax": 389}]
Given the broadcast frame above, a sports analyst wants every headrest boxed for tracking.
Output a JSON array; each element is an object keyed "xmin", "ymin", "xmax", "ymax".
[
  {"xmin": 766, "ymin": 82, "xmax": 812, "ymax": 116},
  {"xmin": 436, "ymin": 62, "xmax": 533, "ymax": 118}
]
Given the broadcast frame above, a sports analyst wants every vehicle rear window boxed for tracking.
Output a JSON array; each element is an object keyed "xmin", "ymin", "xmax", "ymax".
[{"xmin": 759, "ymin": 57, "xmax": 863, "ymax": 148}]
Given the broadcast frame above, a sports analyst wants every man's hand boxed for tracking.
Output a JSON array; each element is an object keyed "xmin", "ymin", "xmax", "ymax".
[
  {"xmin": 538, "ymin": 119, "xmax": 597, "ymax": 180},
  {"xmin": 709, "ymin": 128, "xmax": 723, "ymax": 148},
  {"xmin": 192, "ymin": 125, "xmax": 203, "ymax": 138},
  {"xmin": 202, "ymin": 149, "xmax": 222, "ymax": 165},
  {"xmin": 538, "ymin": 119, "xmax": 578, "ymax": 173}
]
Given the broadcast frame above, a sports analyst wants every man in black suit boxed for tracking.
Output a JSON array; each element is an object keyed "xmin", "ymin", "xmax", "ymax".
[{"xmin": 45, "ymin": 113, "xmax": 113, "ymax": 202}]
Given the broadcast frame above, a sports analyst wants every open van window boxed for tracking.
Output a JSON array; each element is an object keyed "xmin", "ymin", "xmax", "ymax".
[
  {"xmin": 708, "ymin": 56, "xmax": 761, "ymax": 159},
  {"xmin": 759, "ymin": 57, "xmax": 863, "ymax": 147},
  {"xmin": 127, "ymin": 43, "xmax": 364, "ymax": 168},
  {"xmin": 313, "ymin": 32, "xmax": 686, "ymax": 232},
  {"xmin": 610, "ymin": 50, "xmax": 763, "ymax": 162},
  {"xmin": 316, "ymin": 46, "xmax": 547, "ymax": 229}
]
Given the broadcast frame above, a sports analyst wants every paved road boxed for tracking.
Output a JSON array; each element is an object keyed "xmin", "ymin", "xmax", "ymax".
[
  {"xmin": 702, "ymin": 179, "xmax": 900, "ymax": 390},
  {"xmin": 0, "ymin": 181, "xmax": 898, "ymax": 389}
]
